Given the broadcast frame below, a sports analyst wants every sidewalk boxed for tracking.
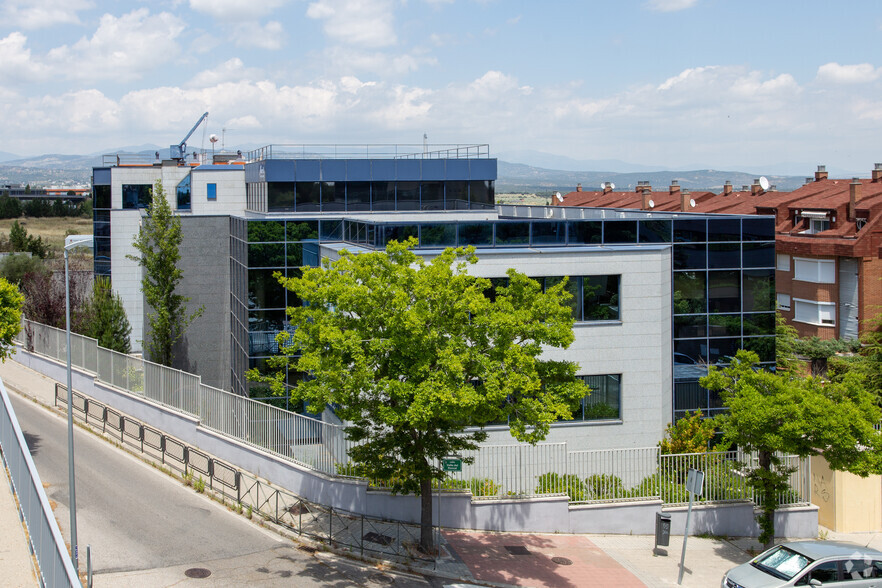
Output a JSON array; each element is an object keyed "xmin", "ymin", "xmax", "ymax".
[{"xmin": 0, "ymin": 384, "xmax": 40, "ymax": 587}]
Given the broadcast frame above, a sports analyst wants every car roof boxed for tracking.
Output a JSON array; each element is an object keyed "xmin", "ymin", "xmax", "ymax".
[{"xmin": 783, "ymin": 541, "xmax": 882, "ymax": 561}]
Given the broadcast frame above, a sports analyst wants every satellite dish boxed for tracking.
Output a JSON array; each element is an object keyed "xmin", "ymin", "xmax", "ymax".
[
  {"xmin": 759, "ymin": 176, "xmax": 770, "ymax": 191},
  {"xmin": 609, "ymin": 182, "xmax": 615, "ymax": 190},
  {"xmin": 209, "ymin": 134, "xmax": 219, "ymax": 143},
  {"xmin": 555, "ymin": 192, "xmax": 563, "ymax": 202},
  {"xmin": 648, "ymin": 199, "xmax": 655, "ymax": 208},
  {"xmin": 690, "ymin": 199, "xmax": 696, "ymax": 208}
]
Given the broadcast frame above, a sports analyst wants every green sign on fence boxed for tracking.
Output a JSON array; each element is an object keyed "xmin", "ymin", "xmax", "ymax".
[{"xmin": 442, "ymin": 458, "xmax": 462, "ymax": 472}]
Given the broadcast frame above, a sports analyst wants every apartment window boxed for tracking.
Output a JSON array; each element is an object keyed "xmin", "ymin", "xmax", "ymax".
[
  {"xmin": 569, "ymin": 375, "xmax": 621, "ymax": 421},
  {"xmin": 806, "ymin": 218, "xmax": 830, "ymax": 234},
  {"xmin": 776, "ymin": 293, "xmax": 791, "ymax": 311},
  {"xmin": 207, "ymin": 183, "xmax": 217, "ymax": 201},
  {"xmin": 776, "ymin": 253, "xmax": 790, "ymax": 271},
  {"xmin": 794, "ymin": 299, "xmax": 835, "ymax": 326},
  {"xmin": 794, "ymin": 258, "xmax": 835, "ymax": 283}
]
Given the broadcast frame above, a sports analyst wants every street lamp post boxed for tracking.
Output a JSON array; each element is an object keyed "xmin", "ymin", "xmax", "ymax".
[{"xmin": 64, "ymin": 235, "xmax": 92, "ymax": 572}]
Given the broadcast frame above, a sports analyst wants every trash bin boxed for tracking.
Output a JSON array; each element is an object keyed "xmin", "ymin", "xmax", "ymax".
[{"xmin": 655, "ymin": 512, "xmax": 671, "ymax": 547}]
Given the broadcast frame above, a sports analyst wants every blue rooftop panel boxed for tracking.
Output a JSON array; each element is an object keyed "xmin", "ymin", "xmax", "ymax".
[
  {"xmin": 470, "ymin": 159, "xmax": 497, "ymax": 180},
  {"xmin": 346, "ymin": 159, "xmax": 371, "ymax": 181},
  {"xmin": 321, "ymin": 160, "xmax": 346, "ymax": 181},
  {"xmin": 371, "ymin": 159, "xmax": 395, "ymax": 180},
  {"xmin": 263, "ymin": 159, "xmax": 295, "ymax": 182},
  {"xmin": 446, "ymin": 159, "xmax": 470, "ymax": 180},
  {"xmin": 295, "ymin": 159, "xmax": 320, "ymax": 182},
  {"xmin": 396, "ymin": 160, "xmax": 421, "ymax": 181},
  {"xmin": 422, "ymin": 159, "xmax": 445, "ymax": 180}
]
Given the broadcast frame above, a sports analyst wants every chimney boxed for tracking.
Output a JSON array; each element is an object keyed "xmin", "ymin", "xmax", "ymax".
[
  {"xmin": 873, "ymin": 163, "xmax": 882, "ymax": 182},
  {"xmin": 669, "ymin": 180, "xmax": 680, "ymax": 195},
  {"xmin": 805, "ymin": 177, "xmax": 814, "ymax": 185},
  {"xmin": 576, "ymin": 183, "xmax": 582, "ymax": 192},
  {"xmin": 815, "ymin": 165, "xmax": 828, "ymax": 181},
  {"xmin": 641, "ymin": 186, "xmax": 654, "ymax": 209},
  {"xmin": 723, "ymin": 181, "xmax": 733, "ymax": 195},
  {"xmin": 741, "ymin": 185, "xmax": 750, "ymax": 192},
  {"xmin": 680, "ymin": 189, "xmax": 692, "ymax": 212},
  {"xmin": 751, "ymin": 179, "xmax": 762, "ymax": 195},
  {"xmin": 769, "ymin": 185, "xmax": 777, "ymax": 192},
  {"xmin": 602, "ymin": 182, "xmax": 613, "ymax": 195},
  {"xmin": 849, "ymin": 178, "xmax": 862, "ymax": 220}
]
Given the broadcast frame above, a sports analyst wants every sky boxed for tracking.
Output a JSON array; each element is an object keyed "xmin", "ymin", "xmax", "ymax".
[{"xmin": 2, "ymin": 0, "xmax": 882, "ymax": 174}]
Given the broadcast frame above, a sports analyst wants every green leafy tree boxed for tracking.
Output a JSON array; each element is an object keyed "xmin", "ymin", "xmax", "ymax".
[
  {"xmin": 0, "ymin": 253, "xmax": 45, "ymax": 285},
  {"xmin": 0, "ymin": 277, "xmax": 23, "ymax": 361},
  {"xmin": 8, "ymin": 220, "xmax": 50, "ymax": 259},
  {"xmin": 253, "ymin": 239, "xmax": 588, "ymax": 552},
  {"xmin": 659, "ymin": 410, "xmax": 724, "ymax": 455},
  {"xmin": 702, "ymin": 350, "xmax": 882, "ymax": 548},
  {"xmin": 793, "ymin": 336, "xmax": 860, "ymax": 376},
  {"xmin": 775, "ymin": 312, "xmax": 801, "ymax": 376},
  {"xmin": 80, "ymin": 277, "xmax": 131, "ymax": 353},
  {"xmin": 861, "ymin": 313, "xmax": 882, "ymax": 404},
  {"xmin": 0, "ymin": 192, "xmax": 21, "ymax": 219},
  {"xmin": 128, "ymin": 181, "xmax": 203, "ymax": 366}
]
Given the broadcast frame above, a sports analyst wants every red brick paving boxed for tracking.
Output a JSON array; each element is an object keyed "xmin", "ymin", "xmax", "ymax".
[{"xmin": 443, "ymin": 531, "xmax": 647, "ymax": 588}]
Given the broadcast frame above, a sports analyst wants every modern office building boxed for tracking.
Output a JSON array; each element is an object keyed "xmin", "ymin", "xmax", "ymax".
[{"xmin": 92, "ymin": 144, "xmax": 775, "ymax": 450}]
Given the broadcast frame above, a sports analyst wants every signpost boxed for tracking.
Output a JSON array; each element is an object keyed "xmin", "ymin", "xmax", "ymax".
[
  {"xmin": 438, "ymin": 456, "xmax": 463, "ymax": 564},
  {"xmin": 678, "ymin": 468, "xmax": 705, "ymax": 585},
  {"xmin": 442, "ymin": 458, "xmax": 462, "ymax": 472}
]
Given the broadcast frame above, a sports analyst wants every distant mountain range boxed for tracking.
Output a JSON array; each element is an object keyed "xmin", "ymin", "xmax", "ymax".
[{"xmin": 0, "ymin": 146, "xmax": 812, "ymax": 192}]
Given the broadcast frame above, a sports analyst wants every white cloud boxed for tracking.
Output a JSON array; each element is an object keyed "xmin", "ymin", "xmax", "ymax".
[
  {"xmin": 307, "ymin": 0, "xmax": 398, "ymax": 48},
  {"xmin": 188, "ymin": 0, "xmax": 286, "ymax": 20},
  {"xmin": 0, "ymin": 32, "xmax": 50, "ymax": 83},
  {"xmin": 2, "ymin": 0, "xmax": 93, "ymax": 29},
  {"xmin": 816, "ymin": 62, "xmax": 882, "ymax": 84},
  {"xmin": 657, "ymin": 66, "xmax": 718, "ymax": 91},
  {"xmin": 644, "ymin": 0, "xmax": 698, "ymax": 11},
  {"xmin": 187, "ymin": 58, "xmax": 262, "ymax": 89},
  {"xmin": 47, "ymin": 9, "xmax": 187, "ymax": 82},
  {"xmin": 231, "ymin": 21, "xmax": 286, "ymax": 50}
]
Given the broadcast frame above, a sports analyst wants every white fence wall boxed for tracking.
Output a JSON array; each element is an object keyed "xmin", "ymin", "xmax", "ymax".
[{"xmin": 18, "ymin": 319, "xmax": 811, "ymax": 507}]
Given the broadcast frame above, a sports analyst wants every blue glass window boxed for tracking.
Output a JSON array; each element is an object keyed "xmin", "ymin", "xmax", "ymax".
[
  {"xmin": 122, "ymin": 184, "xmax": 152, "ymax": 209},
  {"xmin": 176, "ymin": 174, "xmax": 191, "ymax": 210},
  {"xmin": 207, "ymin": 182, "xmax": 217, "ymax": 201}
]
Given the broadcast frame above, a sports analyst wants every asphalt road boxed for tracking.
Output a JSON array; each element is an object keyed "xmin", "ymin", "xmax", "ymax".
[{"xmin": 9, "ymin": 393, "xmax": 440, "ymax": 587}]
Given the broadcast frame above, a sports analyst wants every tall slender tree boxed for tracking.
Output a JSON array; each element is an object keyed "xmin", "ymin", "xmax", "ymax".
[
  {"xmin": 128, "ymin": 181, "xmax": 202, "ymax": 366},
  {"xmin": 81, "ymin": 277, "xmax": 132, "ymax": 353}
]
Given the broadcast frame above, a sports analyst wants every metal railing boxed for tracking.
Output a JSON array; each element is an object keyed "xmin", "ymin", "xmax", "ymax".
[
  {"xmin": 0, "ymin": 377, "xmax": 81, "ymax": 587},
  {"xmin": 54, "ymin": 382, "xmax": 432, "ymax": 562},
  {"xmin": 18, "ymin": 319, "xmax": 810, "ymax": 508},
  {"xmin": 245, "ymin": 144, "xmax": 491, "ymax": 162},
  {"xmin": 20, "ymin": 319, "xmax": 353, "ymax": 477}
]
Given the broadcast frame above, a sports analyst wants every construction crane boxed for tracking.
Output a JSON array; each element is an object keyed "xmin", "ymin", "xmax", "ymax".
[{"xmin": 169, "ymin": 112, "xmax": 209, "ymax": 160}]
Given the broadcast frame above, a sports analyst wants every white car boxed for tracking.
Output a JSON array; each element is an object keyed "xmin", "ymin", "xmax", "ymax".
[{"xmin": 722, "ymin": 541, "xmax": 882, "ymax": 587}]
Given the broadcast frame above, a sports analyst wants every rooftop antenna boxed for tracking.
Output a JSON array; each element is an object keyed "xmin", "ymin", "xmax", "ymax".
[{"xmin": 423, "ymin": 133, "xmax": 428, "ymax": 154}]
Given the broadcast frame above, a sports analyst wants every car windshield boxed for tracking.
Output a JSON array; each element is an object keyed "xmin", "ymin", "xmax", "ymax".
[{"xmin": 752, "ymin": 546, "xmax": 813, "ymax": 580}]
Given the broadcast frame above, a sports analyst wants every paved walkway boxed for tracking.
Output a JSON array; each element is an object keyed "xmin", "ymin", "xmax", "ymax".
[{"xmin": 0, "ymin": 395, "xmax": 40, "ymax": 587}]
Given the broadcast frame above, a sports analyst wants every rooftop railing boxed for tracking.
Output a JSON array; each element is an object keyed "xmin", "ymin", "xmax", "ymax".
[{"xmin": 245, "ymin": 144, "xmax": 491, "ymax": 162}]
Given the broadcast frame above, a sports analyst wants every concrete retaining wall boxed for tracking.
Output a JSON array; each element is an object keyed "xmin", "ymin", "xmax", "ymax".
[{"xmin": 14, "ymin": 349, "xmax": 818, "ymax": 538}]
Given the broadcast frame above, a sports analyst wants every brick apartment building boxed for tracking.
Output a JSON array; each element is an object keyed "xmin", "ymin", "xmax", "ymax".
[{"xmin": 556, "ymin": 164, "xmax": 882, "ymax": 340}]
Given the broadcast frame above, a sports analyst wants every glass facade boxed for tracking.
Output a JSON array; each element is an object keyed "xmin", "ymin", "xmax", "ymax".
[
  {"xmin": 672, "ymin": 216, "xmax": 776, "ymax": 420},
  {"xmin": 259, "ymin": 180, "xmax": 496, "ymax": 212},
  {"xmin": 234, "ymin": 214, "xmax": 775, "ymax": 421}
]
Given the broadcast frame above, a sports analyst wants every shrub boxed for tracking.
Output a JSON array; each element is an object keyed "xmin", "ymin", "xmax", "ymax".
[
  {"xmin": 585, "ymin": 474, "xmax": 628, "ymax": 500},
  {"xmin": 441, "ymin": 477, "xmax": 501, "ymax": 497},
  {"xmin": 536, "ymin": 472, "xmax": 587, "ymax": 502}
]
